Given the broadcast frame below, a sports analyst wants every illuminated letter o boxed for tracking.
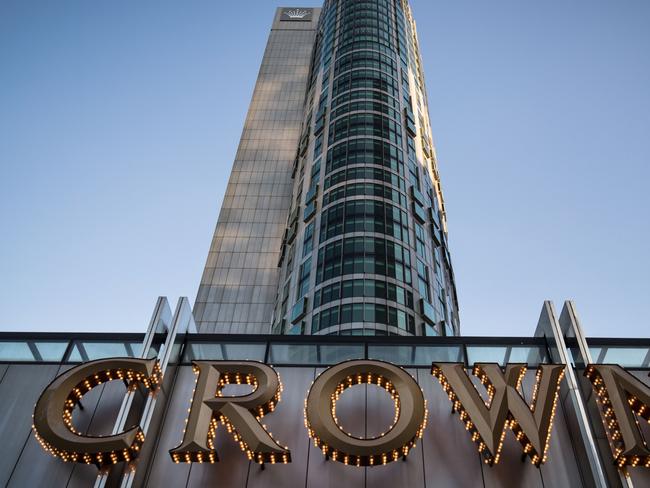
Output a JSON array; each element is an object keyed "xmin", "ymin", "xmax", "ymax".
[{"xmin": 305, "ymin": 359, "xmax": 427, "ymax": 466}]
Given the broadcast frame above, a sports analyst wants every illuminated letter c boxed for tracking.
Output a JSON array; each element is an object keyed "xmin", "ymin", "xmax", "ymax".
[{"xmin": 33, "ymin": 357, "xmax": 161, "ymax": 466}]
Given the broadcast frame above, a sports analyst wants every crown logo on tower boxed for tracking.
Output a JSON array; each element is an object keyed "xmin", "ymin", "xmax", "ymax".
[{"xmin": 284, "ymin": 8, "xmax": 309, "ymax": 19}]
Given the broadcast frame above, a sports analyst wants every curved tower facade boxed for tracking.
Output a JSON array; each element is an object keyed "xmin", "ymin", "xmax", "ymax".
[{"xmin": 273, "ymin": 0, "xmax": 460, "ymax": 336}]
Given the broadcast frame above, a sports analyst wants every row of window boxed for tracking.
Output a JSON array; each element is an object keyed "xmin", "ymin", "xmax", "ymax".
[
  {"xmin": 336, "ymin": 32, "xmax": 397, "ymax": 50},
  {"xmin": 316, "ymin": 2, "xmax": 398, "ymax": 78},
  {"xmin": 339, "ymin": 1, "xmax": 394, "ymax": 19},
  {"xmin": 337, "ymin": 13, "xmax": 395, "ymax": 29},
  {"xmin": 312, "ymin": 303, "xmax": 415, "ymax": 335},
  {"xmin": 319, "ymin": 199, "xmax": 410, "ymax": 244},
  {"xmin": 329, "ymin": 112, "xmax": 402, "ymax": 145},
  {"xmin": 332, "ymin": 69, "xmax": 399, "ymax": 99},
  {"xmin": 337, "ymin": 27, "xmax": 395, "ymax": 49},
  {"xmin": 339, "ymin": 0, "xmax": 394, "ymax": 9},
  {"xmin": 331, "ymin": 88, "xmax": 400, "ymax": 111},
  {"xmin": 336, "ymin": 3, "xmax": 400, "ymax": 54},
  {"xmin": 331, "ymin": 329, "xmax": 402, "ymax": 336},
  {"xmin": 316, "ymin": 236, "xmax": 412, "ymax": 285},
  {"xmin": 314, "ymin": 278, "xmax": 414, "ymax": 309},
  {"xmin": 326, "ymin": 138, "xmax": 404, "ymax": 175},
  {"xmin": 339, "ymin": 0, "xmax": 394, "ymax": 12},
  {"xmin": 338, "ymin": 11, "xmax": 395, "ymax": 29},
  {"xmin": 337, "ymin": 39, "xmax": 397, "ymax": 58},
  {"xmin": 330, "ymin": 99, "xmax": 400, "ymax": 124},
  {"xmin": 324, "ymin": 166, "xmax": 406, "ymax": 192},
  {"xmin": 337, "ymin": 14, "xmax": 395, "ymax": 34},
  {"xmin": 322, "ymin": 181, "xmax": 408, "ymax": 209}
]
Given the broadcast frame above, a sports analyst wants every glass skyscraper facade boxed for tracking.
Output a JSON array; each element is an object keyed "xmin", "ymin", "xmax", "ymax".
[
  {"xmin": 274, "ymin": 0, "xmax": 459, "ymax": 337},
  {"xmin": 195, "ymin": 2, "xmax": 460, "ymax": 336}
]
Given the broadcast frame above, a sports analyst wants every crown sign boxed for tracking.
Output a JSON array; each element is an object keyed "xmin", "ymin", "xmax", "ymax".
[{"xmin": 284, "ymin": 8, "xmax": 309, "ymax": 19}]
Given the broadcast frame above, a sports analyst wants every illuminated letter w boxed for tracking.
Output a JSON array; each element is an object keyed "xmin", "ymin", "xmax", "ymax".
[{"xmin": 431, "ymin": 363, "xmax": 564, "ymax": 466}]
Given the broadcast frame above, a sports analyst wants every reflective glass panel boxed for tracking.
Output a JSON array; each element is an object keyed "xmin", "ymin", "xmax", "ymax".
[
  {"xmin": 186, "ymin": 343, "xmax": 266, "ymax": 362},
  {"xmin": 0, "ymin": 342, "xmax": 32, "ymax": 361},
  {"xmin": 268, "ymin": 344, "xmax": 363, "ymax": 365},
  {"xmin": 67, "ymin": 341, "xmax": 142, "ymax": 362},
  {"xmin": 413, "ymin": 346, "xmax": 463, "ymax": 364},
  {"xmin": 319, "ymin": 344, "xmax": 364, "ymax": 364},
  {"xmin": 34, "ymin": 341, "xmax": 70, "ymax": 361},
  {"xmin": 368, "ymin": 345, "xmax": 463, "ymax": 365},
  {"xmin": 466, "ymin": 346, "xmax": 547, "ymax": 367},
  {"xmin": 368, "ymin": 345, "xmax": 414, "ymax": 365},
  {"xmin": 269, "ymin": 344, "xmax": 317, "ymax": 364},
  {"xmin": 0, "ymin": 341, "xmax": 67, "ymax": 362},
  {"xmin": 590, "ymin": 346, "xmax": 650, "ymax": 368}
]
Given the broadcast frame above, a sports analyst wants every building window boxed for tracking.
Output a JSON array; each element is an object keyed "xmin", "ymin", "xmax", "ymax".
[
  {"xmin": 316, "ymin": 236, "xmax": 412, "ymax": 285},
  {"xmin": 331, "ymin": 99, "xmax": 400, "ymax": 122},
  {"xmin": 286, "ymin": 243, "xmax": 295, "ymax": 275},
  {"xmin": 303, "ymin": 222, "xmax": 314, "ymax": 257},
  {"xmin": 324, "ymin": 166, "xmax": 406, "ymax": 192},
  {"xmin": 334, "ymin": 50, "xmax": 398, "ymax": 78},
  {"xmin": 332, "ymin": 68, "xmax": 399, "ymax": 98},
  {"xmin": 314, "ymin": 133, "xmax": 324, "ymax": 159},
  {"xmin": 297, "ymin": 257, "xmax": 312, "ymax": 299},
  {"xmin": 311, "ymin": 303, "xmax": 415, "ymax": 334},
  {"xmin": 407, "ymin": 151, "xmax": 420, "ymax": 189},
  {"xmin": 311, "ymin": 157, "xmax": 321, "ymax": 186},
  {"xmin": 322, "ymin": 199, "xmax": 410, "ymax": 244},
  {"xmin": 323, "ymin": 182, "xmax": 407, "ymax": 209},
  {"xmin": 332, "ymin": 89, "xmax": 399, "ymax": 112},
  {"xmin": 314, "ymin": 278, "xmax": 413, "ymax": 309},
  {"xmin": 415, "ymin": 222, "xmax": 426, "ymax": 257},
  {"xmin": 328, "ymin": 112, "xmax": 402, "ymax": 145},
  {"xmin": 279, "ymin": 279, "xmax": 290, "ymax": 325},
  {"xmin": 417, "ymin": 259, "xmax": 431, "ymax": 302},
  {"xmin": 326, "ymin": 138, "xmax": 404, "ymax": 175}
]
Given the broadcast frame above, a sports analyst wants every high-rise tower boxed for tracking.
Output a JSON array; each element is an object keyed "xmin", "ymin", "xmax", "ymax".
[
  {"xmin": 195, "ymin": 2, "xmax": 460, "ymax": 336},
  {"xmin": 193, "ymin": 8, "xmax": 321, "ymax": 333}
]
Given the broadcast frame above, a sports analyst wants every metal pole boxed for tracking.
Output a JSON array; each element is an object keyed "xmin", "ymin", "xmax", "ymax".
[{"xmin": 94, "ymin": 297, "xmax": 196, "ymax": 488}]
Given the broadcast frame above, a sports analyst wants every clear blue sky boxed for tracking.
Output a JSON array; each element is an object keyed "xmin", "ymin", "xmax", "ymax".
[{"xmin": 1, "ymin": 0, "xmax": 648, "ymax": 337}]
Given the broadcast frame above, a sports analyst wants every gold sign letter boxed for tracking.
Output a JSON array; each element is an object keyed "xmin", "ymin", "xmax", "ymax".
[
  {"xmin": 33, "ymin": 357, "xmax": 161, "ymax": 467},
  {"xmin": 431, "ymin": 363, "xmax": 564, "ymax": 466},
  {"xmin": 585, "ymin": 364, "xmax": 650, "ymax": 468},
  {"xmin": 169, "ymin": 361, "xmax": 290, "ymax": 464},
  {"xmin": 304, "ymin": 359, "xmax": 427, "ymax": 466}
]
